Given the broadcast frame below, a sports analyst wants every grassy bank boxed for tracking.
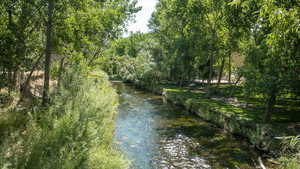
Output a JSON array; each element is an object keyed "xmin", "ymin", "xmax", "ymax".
[
  {"xmin": 0, "ymin": 70, "xmax": 128, "ymax": 169},
  {"xmin": 131, "ymin": 80, "xmax": 300, "ymax": 123}
]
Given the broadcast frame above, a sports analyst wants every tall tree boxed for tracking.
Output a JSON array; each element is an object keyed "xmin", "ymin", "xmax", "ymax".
[{"xmin": 42, "ymin": 0, "xmax": 54, "ymax": 105}]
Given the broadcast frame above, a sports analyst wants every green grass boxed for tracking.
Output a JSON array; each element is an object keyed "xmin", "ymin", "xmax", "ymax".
[
  {"xmin": 164, "ymin": 88, "xmax": 263, "ymax": 122},
  {"xmin": 163, "ymin": 84, "xmax": 300, "ymax": 123}
]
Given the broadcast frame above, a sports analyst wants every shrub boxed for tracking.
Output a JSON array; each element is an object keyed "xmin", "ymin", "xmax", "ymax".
[{"xmin": 0, "ymin": 69, "xmax": 128, "ymax": 169}]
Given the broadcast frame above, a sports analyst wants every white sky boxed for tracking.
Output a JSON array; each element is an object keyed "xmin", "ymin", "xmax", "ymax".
[{"xmin": 126, "ymin": 0, "xmax": 158, "ymax": 34}]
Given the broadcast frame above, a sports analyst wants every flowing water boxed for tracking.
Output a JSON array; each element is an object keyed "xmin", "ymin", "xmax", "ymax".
[{"xmin": 113, "ymin": 82, "xmax": 265, "ymax": 169}]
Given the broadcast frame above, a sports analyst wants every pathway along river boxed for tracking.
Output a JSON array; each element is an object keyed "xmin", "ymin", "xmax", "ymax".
[{"xmin": 113, "ymin": 82, "xmax": 269, "ymax": 169}]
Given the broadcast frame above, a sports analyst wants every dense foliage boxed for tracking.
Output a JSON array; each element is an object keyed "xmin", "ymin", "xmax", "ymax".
[
  {"xmin": 0, "ymin": 0, "xmax": 139, "ymax": 103},
  {"xmin": 105, "ymin": 0, "xmax": 300, "ymax": 123},
  {"xmin": 0, "ymin": 0, "xmax": 138, "ymax": 168}
]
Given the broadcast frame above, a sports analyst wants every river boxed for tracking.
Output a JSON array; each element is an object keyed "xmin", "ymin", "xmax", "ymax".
[{"xmin": 113, "ymin": 82, "xmax": 265, "ymax": 169}]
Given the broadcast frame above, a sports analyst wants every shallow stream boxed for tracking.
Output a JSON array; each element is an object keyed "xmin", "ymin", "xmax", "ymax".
[{"xmin": 113, "ymin": 82, "xmax": 266, "ymax": 169}]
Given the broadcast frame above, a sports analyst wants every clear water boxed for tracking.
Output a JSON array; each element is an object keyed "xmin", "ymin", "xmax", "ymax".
[{"xmin": 113, "ymin": 82, "xmax": 266, "ymax": 169}]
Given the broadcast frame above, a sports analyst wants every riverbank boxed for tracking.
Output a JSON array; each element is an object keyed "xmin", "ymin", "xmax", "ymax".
[
  {"xmin": 0, "ymin": 71, "xmax": 128, "ymax": 169},
  {"xmin": 123, "ymin": 80, "xmax": 299, "ymax": 157}
]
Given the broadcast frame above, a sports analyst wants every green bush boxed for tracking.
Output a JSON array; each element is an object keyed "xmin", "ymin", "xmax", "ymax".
[{"xmin": 0, "ymin": 69, "xmax": 128, "ymax": 169}]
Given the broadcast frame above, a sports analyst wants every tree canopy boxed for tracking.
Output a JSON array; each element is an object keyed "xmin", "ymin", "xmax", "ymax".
[{"xmin": 103, "ymin": 0, "xmax": 300, "ymax": 123}]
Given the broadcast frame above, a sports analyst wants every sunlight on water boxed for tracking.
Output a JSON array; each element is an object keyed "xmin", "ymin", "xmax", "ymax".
[{"xmin": 153, "ymin": 134, "xmax": 211, "ymax": 169}]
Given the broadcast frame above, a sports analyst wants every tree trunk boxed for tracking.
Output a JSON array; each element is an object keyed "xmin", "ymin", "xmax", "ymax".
[
  {"xmin": 14, "ymin": 37, "xmax": 26, "ymax": 91},
  {"xmin": 88, "ymin": 48, "xmax": 102, "ymax": 66},
  {"xmin": 7, "ymin": 7, "xmax": 16, "ymax": 92},
  {"xmin": 21, "ymin": 54, "xmax": 43, "ymax": 96},
  {"xmin": 264, "ymin": 93, "xmax": 277, "ymax": 123},
  {"xmin": 229, "ymin": 74, "xmax": 242, "ymax": 98},
  {"xmin": 15, "ymin": 3, "xmax": 28, "ymax": 91},
  {"xmin": 42, "ymin": 0, "xmax": 54, "ymax": 106},
  {"xmin": 228, "ymin": 53, "xmax": 232, "ymax": 84},
  {"xmin": 12, "ymin": 69, "xmax": 18, "ymax": 90},
  {"xmin": 206, "ymin": 53, "xmax": 214, "ymax": 97},
  {"xmin": 7, "ymin": 71, "xmax": 12, "ymax": 95},
  {"xmin": 57, "ymin": 57, "xmax": 66, "ymax": 88},
  {"xmin": 217, "ymin": 57, "xmax": 225, "ymax": 87},
  {"xmin": 7, "ymin": 2, "xmax": 27, "ymax": 92},
  {"xmin": 15, "ymin": 33, "xmax": 27, "ymax": 90}
]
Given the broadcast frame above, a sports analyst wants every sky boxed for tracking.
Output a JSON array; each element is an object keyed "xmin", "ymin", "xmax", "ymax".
[{"xmin": 126, "ymin": 0, "xmax": 158, "ymax": 34}]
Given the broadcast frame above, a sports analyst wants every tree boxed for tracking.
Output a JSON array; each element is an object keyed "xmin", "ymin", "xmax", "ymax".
[
  {"xmin": 228, "ymin": 0, "xmax": 300, "ymax": 122},
  {"xmin": 0, "ymin": 0, "xmax": 139, "ymax": 104},
  {"xmin": 42, "ymin": 0, "xmax": 54, "ymax": 105}
]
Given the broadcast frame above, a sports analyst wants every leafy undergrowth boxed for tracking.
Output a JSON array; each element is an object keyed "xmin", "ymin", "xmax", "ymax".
[{"xmin": 0, "ymin": 70, "xmax": 128, "ymax": 169}]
